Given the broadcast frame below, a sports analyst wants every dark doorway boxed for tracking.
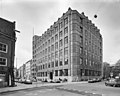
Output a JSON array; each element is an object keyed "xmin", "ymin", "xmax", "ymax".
[{"xmin": 50, "ymin": 72, "xmax": 53, "ymax": 80}]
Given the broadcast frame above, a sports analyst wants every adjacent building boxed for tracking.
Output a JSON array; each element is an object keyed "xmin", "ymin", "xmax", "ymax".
[
  {"xmin": 32, "ymin": 8, "xmax": 103, "ymax": 82},
  {"xmin": 25, "ymin": 59, "xmax": 32, "ymax": 80},
  {"xmin": 0, "ymin": 17, "xmax": 16, "ymax": 87},
  {"xmin": 103, "ymin": 62, "xmax": 111, "ymax": 79},
  {"xmin": 17, "ymin": 59, "xmax": 32, "ymax": 80}
]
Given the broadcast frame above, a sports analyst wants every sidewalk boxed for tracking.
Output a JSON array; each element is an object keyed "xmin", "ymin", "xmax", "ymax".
[{"xmin": 0, "ymin": 81, "xmax": 87, "ymax": 94}]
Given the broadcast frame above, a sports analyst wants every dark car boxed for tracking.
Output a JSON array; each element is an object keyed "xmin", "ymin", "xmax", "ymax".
[
  {"xmin": 105, "ymin": 78, "xmax": 120, "ymax": 87},
  {"xmin": 96, "ymin": 78, "xmax": 102, "ymax": 82},
  {"xmin": 24, "ymin": 80, "xmax": 32, "ymax": 84},
  {"xmin": 88, "ymin": 78, "xmax": 97, "ymax": 83}
]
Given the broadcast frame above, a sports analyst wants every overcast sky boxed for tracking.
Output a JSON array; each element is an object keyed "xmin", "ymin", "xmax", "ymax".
[{"xmin": 0, "ymin": 0, "xmax": 120, "ymax": 68}]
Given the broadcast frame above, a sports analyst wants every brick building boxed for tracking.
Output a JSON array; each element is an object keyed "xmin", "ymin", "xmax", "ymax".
[
  {"xmin": 0, "ymin": 17, "xmax": 16, "ymax": 87},
  {"xmin": 32, "ymin": 8, "xmax": 103, "ymax": 82}
]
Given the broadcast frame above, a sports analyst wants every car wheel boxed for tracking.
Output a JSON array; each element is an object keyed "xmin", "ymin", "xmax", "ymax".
[
  {"xmin": 105, "ymin": 83, "xmax": 107, "ymax": 86},
  {"xmin": 113, "ymin": 84, "xmax": 116, "ymax": 87}
]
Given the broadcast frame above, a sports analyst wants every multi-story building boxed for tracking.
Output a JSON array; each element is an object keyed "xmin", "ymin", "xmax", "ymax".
[
  {"xmin": 31, "ymin": 36, "xmax": 39, "ymax": 79},
  {"xmin": 18, "ymin": 65, "xmax": 24, "ymax": 80},
  {"xmin": 32, "ymin": 8, "xmax": 103, "ymax": 82},
  {"xmin": 0, "ymin": 17, "xmax": 16, "ymax": 87},
  {"xmin": 24, "ymin": 59, "xmax": 32, "ymax": 80}
]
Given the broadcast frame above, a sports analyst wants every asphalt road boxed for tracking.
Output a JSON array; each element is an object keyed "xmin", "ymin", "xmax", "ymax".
[
  {"xmin": 1, "ymin": 81, "xmax": 120, "ymax": 96},
  {"xmin": 61, "ymin": 81, "xmax": 120, "ymax": 96},
  {"xmin": 0, "ymin": 86, "xmax": 84, "ymax": 96}
]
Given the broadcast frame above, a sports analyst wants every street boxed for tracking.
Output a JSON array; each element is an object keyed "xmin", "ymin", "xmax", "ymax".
[
  {"xmin": 0, "ymin": 81, "xmax": 120, "ymax": 96},
  {"xmin": 60, "ymin": 81, "xmax": 120, "ymax": 96},
  {"xmin": 0, "ymin": 86, "xmax": 83, "ymax": 96}
]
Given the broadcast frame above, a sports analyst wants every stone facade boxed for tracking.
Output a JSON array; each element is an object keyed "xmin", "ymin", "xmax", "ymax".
[{"xmin": 32, "ymin": 8, "xmax": 103, "ymax": 82}]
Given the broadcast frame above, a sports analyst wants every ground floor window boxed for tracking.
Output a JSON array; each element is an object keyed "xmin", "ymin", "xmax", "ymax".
[
  {"xmin": 64, "ymin": 69, "xmax": 68, "ymax": 76},
  {"xmin": 0, "ymin": 57, "xmax": 7, "ymax": 66},
  {"xmin": 59, "ymin": 70, "xmax": 63, "ymax": 76},
  {"xmin": 64, "ymin": 58, "xmax": 68, "ymax": 65},
  {"xmin": 55, "ymin": 70, "xmax": 58, "ymax": 76},
  {"xmin": 45, "ymin": 72, "xmax": 47, "ymax": 76}
]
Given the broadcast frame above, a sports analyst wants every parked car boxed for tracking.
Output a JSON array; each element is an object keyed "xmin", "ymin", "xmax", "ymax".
[
  {"xmin": 96, "ymin": 78, "xmax": 102, "ymax": 82},
  {"xmin": 105, "ymin": 78, "xmax": 120, "ymax": 87},
  {"xmin": 18, "ymin": 79, "xmax": 26, "ymax": 83},
  {"xmin": 88, "ymin": 78, "xmax": 97, "ymax": 83},
  {"xmin": 54, "ymin": 79, "xmax": 61, "ymax": 83},
  {"xmin": 24, "ymin": 79, "xmax": 32, "ymax": 84}
]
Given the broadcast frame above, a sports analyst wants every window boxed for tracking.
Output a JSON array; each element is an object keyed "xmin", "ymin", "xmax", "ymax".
[
  {"xmin": 0, "ymin": 57, "xmax": 7, "ymax": 66},
  {"xmin": 0, "ymin": 42, "xmax": 8, "ymax": 53},
  {"xmin": 80, "ymin": 36, "xmax": 83, "ymax": 44},
  {"xmin": 64, "ymin": 58, "xmax": 68, "ymax": 65},
  {"xmin": 86, "ymin": 59, "xmax": 87, "ymax": 65},
  {"xmin": 85, "ymin": 50, "xmax": 87, "ymax": 56},
  {"xmin": 48, "ymin": 46, "xmax": 50, "ymax": 52},
  {"xmin": 48, "ymin": 55, "xmax": 51, "ymax": 60},
  {"xmin": 51, "ymin": 61, "xmax": 54, "ymax": 67},
  {"xmin": 45, "ymin": 72, "xmax": 47, "ymax": 76},
  {"xmin": 55, "ymin": 34, "xmax": 58, "ymax": 41},
  {"xmin": 59, "ymin": 22, "xmax": 63, "ymax": 29},
  {"xmin": 64, "ymin": 17, "xmax": 68, "ymax": 25},
  {"xmin": 80, "ymin": 58, "xmax": 83, "ymax": 65},
  {"xmin": 64, "ymin": 27, "xmax": 68, "ymax": 35},
  {"xmin": 59, "ymin": 31, "xmax": 63, "ymax": 38},
  {"xmin": 55, "ymin": 70, "xmax": 58, "ymax": 76},
  {"xmin": 45, "ymin": 63, "xmax": 47, "ymax": 69},
  {"xmin": 51, "ymin": 53, "xmax": 54, "ymax": 60},
  {"xmin": 64, "ymin": 47, "xmax": 68, "ymax": 56},
  {"xmin": 79, "ymin": 26, "xmax": 83, "ymax": 33},
  {"xmin": 45, "ymin": 48, "xmax": 47, "ymax": 54},
  {"xmin": 51, "ymin": 37, "xmax": 54, "ymax": 43},
  {"xmin": 80, "ymin": 47, "xmax": 83, "ymax": 54},
  {"xmin": 48, "ymin": 63, "xmax": 50, "ymax": 68},
  {"xmin": 43, "ymin": 44, "xmax": 44, "ymax": 48},
  {"xmin": 79, "ymin": 17, "xmax": 82, "ymax": 23},
  {"xmin": 55, "ymin": 51, "xmax": 58, "ymax": 58},
  {"xmin": 64, "ymin": 36, "xmax": 68, "ymax": 44},
  {"xmin": 64, "ymin": 69, "xmax": 68, "ymax": 76},
  {"xmin": 51, "ymin": 45, "xmax": 54, "ymax": 51},
  {"xmin": 59, "ymin": 49, "xmax": 63, "ymax": 57},
  {"xmin": 55, "ymin": 42, "xmax": 58, "ymax": 50},
  {"xmin": 48, "ymin": 40, "xmax": 50, "ymax": 45},
  {"xmin": 59, "ymin": 59, "xmax": 63, "ymax": 66},
  {"xmin": 59, "ymin": 70, "xmax": 63, "ymax": 76},
  {"xmin": 45, "ymin": 42, "xmax": 47, "ymax": 47},
  {"xmin": 43, "ymin": 64, "xmax": 45, "ymax": 69},
  {"xmin": 59, "ymin": 39, "xmax": 63, "ymax": 47},
  {"xmin": 89, "ymin": 60, "xmax": 91, "ymax": 66},
  {"xmin": 55, "ymin": 60, "xmax": 58, "ymax": 67},
  {"xmin": 55, "ymin": 26, "xmax": 58, "ymax": 32}
]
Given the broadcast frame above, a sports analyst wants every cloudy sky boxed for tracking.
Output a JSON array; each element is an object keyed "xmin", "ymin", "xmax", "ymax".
[{"xmin": 0, "ymin": 0, "xmax": 120, "ymax": 68}]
